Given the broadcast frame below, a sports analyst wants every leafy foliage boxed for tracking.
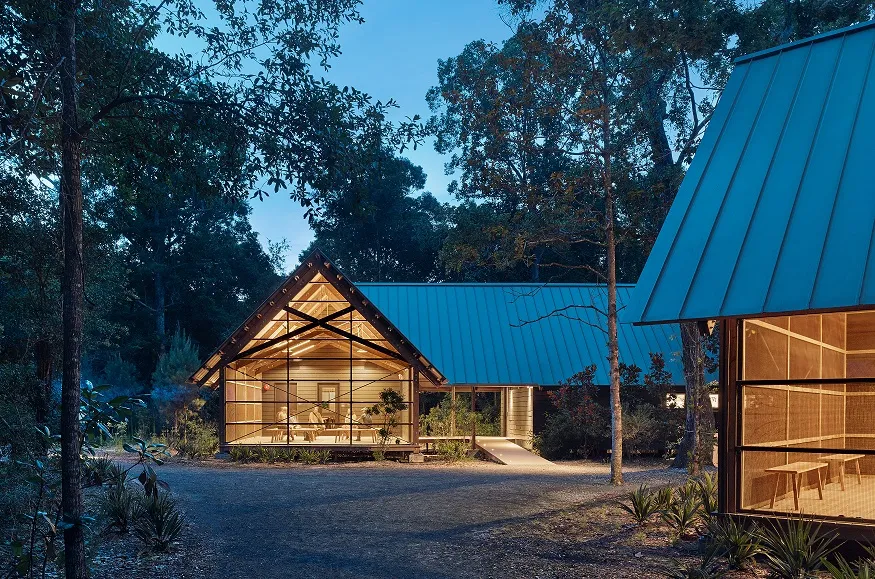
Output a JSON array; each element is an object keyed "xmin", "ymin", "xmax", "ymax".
[
  {"xmin": 757, "ymin": 514, "xmax": 839, "ymax": 579},
  {"xmin": 706, "ymin": 516, "xmax": 761, "ymax": 571},
  {"xmin": 133, "ymin": 493, "xmax": 185, "ymax": 553},
  {"xmin": 662, "ymin": 493, "xmax": 703, "ymax": 543},
  {"xmin": 618, "ymin": 485, "xmax": 660, "ymax": 526}
]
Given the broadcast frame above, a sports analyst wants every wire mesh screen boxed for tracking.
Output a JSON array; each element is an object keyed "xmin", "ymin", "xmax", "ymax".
[{"xmin": 738, "ymin": 312, "xmax": 875, "ymax": 522}]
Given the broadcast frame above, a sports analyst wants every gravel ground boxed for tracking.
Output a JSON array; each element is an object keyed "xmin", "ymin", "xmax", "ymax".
[{"xmin": 135, "ymin": 458, "xmax": 700, "ymax": 579}]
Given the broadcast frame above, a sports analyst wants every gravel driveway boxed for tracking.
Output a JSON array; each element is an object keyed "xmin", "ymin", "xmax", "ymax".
[{"xmin": 157, "ymin": 459, "xmax": 686, "ymax": 579}]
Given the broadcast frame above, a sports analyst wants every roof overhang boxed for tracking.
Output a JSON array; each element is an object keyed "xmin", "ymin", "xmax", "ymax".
[
  {"xmin": 188, "ymin": 250, "xmax": 447, "ymax": 387},
  {"xmin": 627, "ymin": 20, "xmax": 875, "ymax": 325}
]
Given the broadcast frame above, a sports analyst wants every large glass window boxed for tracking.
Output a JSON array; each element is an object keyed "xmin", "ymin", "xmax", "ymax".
[
  {"xmin": 738, "ymin": 311, "xmax": 875, "ymax": 521},
  {"xmin": 222, "ymin": 273, "xmax": 415, "ymax": 446}
]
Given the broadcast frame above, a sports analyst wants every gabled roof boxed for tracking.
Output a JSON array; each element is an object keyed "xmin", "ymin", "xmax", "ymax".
[
  {"xmin": 627, "ymin": 20, "xmax": 875, "ymax": 324},
  {"xmin": 189, "ymin": 251, "xmax": 445, "ymax": 387},
  {"xmin": 357, "ymin": 283, "xmax": 688, "ymax": 386}
]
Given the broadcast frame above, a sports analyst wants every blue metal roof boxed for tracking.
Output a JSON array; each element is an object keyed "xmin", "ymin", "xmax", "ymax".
[
  {"xmin": 358, "ymin": 283, "xmax": 687, "ymax": 386},
  {"xmin": 627, "ymin": 20, "xmax": 875, "ymax": 324}
]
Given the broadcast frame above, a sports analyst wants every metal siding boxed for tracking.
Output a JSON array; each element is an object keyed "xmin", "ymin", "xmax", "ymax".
[{"xmin": 628, "ymin": 23, "xmax": 875, "ymax": 324}]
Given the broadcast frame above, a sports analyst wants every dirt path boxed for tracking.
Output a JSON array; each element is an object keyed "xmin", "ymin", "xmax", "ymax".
[{"xmin": 156, "ymin": 459, "xmax": 688, "ymax": 579}]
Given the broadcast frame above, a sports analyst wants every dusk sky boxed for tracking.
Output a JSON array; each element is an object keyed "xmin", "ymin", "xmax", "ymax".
[{"xmin": 245, "ymin": 1, "xmax": 517, "ymax": 269}]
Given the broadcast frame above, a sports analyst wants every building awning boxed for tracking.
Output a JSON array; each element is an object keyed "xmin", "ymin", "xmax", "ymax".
[{"xmin": 626, "ymin": 20, "xmax": 875, "ymax": 325}]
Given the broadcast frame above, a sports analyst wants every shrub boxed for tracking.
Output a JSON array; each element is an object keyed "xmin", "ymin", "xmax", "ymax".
[
  {"xmin": 618, "ymin": 485, "xmax": 660, "ymax": 526},
  {"xmin": 655, "ymin": 486, "xmax": 675, "ymax": 510},
  {"xmin": 706, "ymin": 515, "xmax": 760, "ymax": 570},
  {"xmin": 757, "ymin": 514, "xmax": 839, "ymax": 579},
  {"xmin": 696, "ymin": 473, "xmax": 718, "ymax": 521},
  {"xmin": 822, "ymin": 553, "xmax": 875, "ymax": 578},
  {"xmin": 229, "ymin": 446, "xmax": 251, "ymax": 462},
  {"xmin": 436, "ymin": 440, "xmax": 470, "ymax": 462},
  {"xmin": 663, "ymin": 495, "xmax": 702, "ymax": 542},
  {"xmin": 83, "ymin": 454, "xmax": 116, "ymax": 486},
  {"xmin": 420, "ymin": 393, "xmax": 501, "ymax": 438},
  {"xmin": 622, "ymin": 404, "xmax": 660, "ymax": 457},
  {"xmin": 101, "ymin": 484, "xmax": 137, "ymax": 533},
  {"xmin": 297, "ymin": 449, "xmax": 322, "ymax": 464},
  {"xmin": 660, "ymin": 550, "xmax": 726, "ymax": 579},
  {"xmin": 133, "ymin": 493, "xmax": 185, "ymax": 552},
  {"xmin": 166, "ymin": 407, "xmax": 218, "ymax": 459}
]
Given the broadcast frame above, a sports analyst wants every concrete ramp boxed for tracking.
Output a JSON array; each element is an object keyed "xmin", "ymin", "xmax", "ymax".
[{"xmin": 475, "ymin": 437, "xmax": 556, "ymax": 467}]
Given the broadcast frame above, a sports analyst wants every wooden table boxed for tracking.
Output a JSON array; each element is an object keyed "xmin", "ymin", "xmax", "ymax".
[
  {"xmin": 265, "ymin": 427, "xmax": 288, "ymax": 442},
  {"xmin": 766, "ymin": 462, "xmax": 829, "ymax": 511},
  {"xmin": 322, "ymin": 427, "xmax": 379, "ymax": 443},
  {"xmin": 820, "ymin": 454, "xmax": 864, "ymax": 491}
]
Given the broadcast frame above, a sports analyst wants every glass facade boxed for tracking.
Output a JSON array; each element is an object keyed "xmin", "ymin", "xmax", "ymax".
[
  {"xmin": 222, "ymin": 273, "xmax": 414, "ymax": 446},
  {"xmin": 738, "ymin": 311, "xmax": 875, "ymax": 522}
]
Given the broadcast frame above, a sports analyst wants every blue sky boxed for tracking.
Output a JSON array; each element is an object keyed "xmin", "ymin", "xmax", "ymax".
[{"xmin": 244, "ymin": 1, "xmax": 518, "ymax": 269}]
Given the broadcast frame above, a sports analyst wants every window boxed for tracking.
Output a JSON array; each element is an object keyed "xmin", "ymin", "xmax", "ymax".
[
  {"xmin": 738, "ymin": 311, "xmax": 875, "ymax": 521},
  {"xmin": 222, "ymin": 273, "xmax": 414, "ymax": 446}
]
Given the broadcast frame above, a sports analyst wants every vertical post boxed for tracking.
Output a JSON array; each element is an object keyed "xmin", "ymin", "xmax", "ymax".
[
  {"xmin": 471, "ymin": 386, "xmax": 477, "ymax": 450},
  {"xmin": 450, "ymin": 386, "xmax": 456, "ymax": 437},
  {"xmin": 349, "ymin": 310, "xmax": 353, "ymax": 445},
  {"xmin": 286, "ymin": 310, "xmax": 291, "ymax": 445},
  {"xmin": 219, "ymin": 366, "xmax": 226, "ymax": 447},
  {"xmin": 412, "ymin": 368, "xmax": 420, "ymax": 445}
]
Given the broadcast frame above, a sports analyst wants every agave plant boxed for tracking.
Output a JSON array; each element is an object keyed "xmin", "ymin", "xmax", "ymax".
[
  {"xmin": 660, "ymin": 549, "xmax": 726, "ymax": 579},
  {"xmin": 823, "ymin": 555, "xmax": 875, "ymax": 579},
  {"xmin": 133, "ymin": 493, "xmax": 185, "ymax": 552},
  {"xmin": 696, "ymin": 473, "xmax": 718, "ymax": 522},
  {"xmin": 618, "ymin": 485, "xmax": 660, "ymax": 526},
  {"xmin": 655, "ymin": 486, "xmax": 675, "ymax": 510},
  {"xmin": 706, "ymin": 515, "xmax": 761, "ymax": 570},
  {"xmin": 663, "ymin": 495, "xmax": 703, "ymax": 542},
  {"xmin": 757, "ymin": 514, "xmax": 839, "ymax": 579}
]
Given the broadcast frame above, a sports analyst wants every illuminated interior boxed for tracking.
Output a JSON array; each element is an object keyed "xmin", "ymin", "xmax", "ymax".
[
  {"xmin": 739, "ymin": 311, "xmax": 875, "ymax": 521},
  {"xmin": 223, "ymin": 273, "xmax": 415, "ymax": 446}
]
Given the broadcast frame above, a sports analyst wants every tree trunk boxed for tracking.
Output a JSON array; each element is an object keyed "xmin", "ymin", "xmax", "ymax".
[
  {"xmin": 58, "ymin": 0, "xmax": 88, "ymax": 575},
  {"xmin": 603, "ymin": 112, "xmax": 622, "ymax": 486},
  {"xmin": 672, "ymin": 322, "xmax": 716, "ymax": 473}
]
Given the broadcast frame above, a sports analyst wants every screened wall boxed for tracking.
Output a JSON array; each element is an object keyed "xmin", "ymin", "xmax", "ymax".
[
  {"xmin": 222, "ymin": 273, "xmax": 415, "ymax": 446},
  {"xmin": 738, "ymin": 311, "xmax": 875, "ymax": 522}
]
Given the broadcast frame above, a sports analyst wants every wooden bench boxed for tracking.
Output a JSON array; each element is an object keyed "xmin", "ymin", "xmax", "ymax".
[
  {"xmin": 765, "ymin": 462, "xmax": 829, "ymax": 511},
  {"xmin": 819, "ymin": 454, "xmax": 864, "ymax": 491}
]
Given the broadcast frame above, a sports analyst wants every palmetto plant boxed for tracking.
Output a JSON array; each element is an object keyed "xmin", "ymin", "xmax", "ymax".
[
  {"xmin": 663, "ymin": 495, "xmax": 702, "ymax": 542},
  {"xmin": 706, "ymin": 515, "xmax": 761, "ymax": 570},
  {"xmin": 101, "ymin": 484, "xmax": 138, "ymax": 533},
  {"xmin": 618, "ymin": 485, "xmax": 661, "ymax": 526},
  {"xmin": 757, "ymin": 514, "xmax": 839, "ymax": 578}
]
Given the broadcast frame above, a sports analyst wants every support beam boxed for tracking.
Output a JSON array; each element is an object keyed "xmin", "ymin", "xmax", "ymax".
[
  {"xmin": 284, "ymin": 305, "xmax": 405, "ymax": 361},
  {"xmin": 234, "ymin": 306, "xmax": 354, "ymax": 360}
]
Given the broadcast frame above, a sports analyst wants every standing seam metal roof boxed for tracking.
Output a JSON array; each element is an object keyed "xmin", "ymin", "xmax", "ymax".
[
  {"xmin": 358, "ymin": 283, "xmax": 686, "ymax": 386},
  {"xmin": 627, "ymin": 20, "xmax": 875, "ymax": 324}
]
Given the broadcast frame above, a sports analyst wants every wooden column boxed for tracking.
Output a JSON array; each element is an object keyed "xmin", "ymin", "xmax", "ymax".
[
  {"xmin": 471, "ymin": 385, "xmax": 477, "ymax": 449},
  {"xmin": 450, "ymin": 386, "xmax": 456, "ymax": 436},
  {"xmin": 720, "ymin": 318, "xmax": 740, "ymax": 515},
  {"xmin": 412, "ymin": 368, "xmax": 420, "ymax": 444},
  {"xmin": 219, "ymin": 366, "xmax": 227, "ymax": 447}
]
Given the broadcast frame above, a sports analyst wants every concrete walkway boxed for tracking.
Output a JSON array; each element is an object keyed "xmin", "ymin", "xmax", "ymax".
[{"xmin": 475, "ymin": 437, "xmax": 556, "ymax": 467}]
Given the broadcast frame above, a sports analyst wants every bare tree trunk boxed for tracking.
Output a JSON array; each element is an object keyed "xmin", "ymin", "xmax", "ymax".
[
  {"xmin": 672, "ymin": 322, "xmax": 715, "ymax": 473},
  {"xmin": 604, "ymin": 112, "xmax": 622, "ymax": 486},
  {"xmin": 58, "ymin": 0, "xmax": 88, "ymax": 575}
]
